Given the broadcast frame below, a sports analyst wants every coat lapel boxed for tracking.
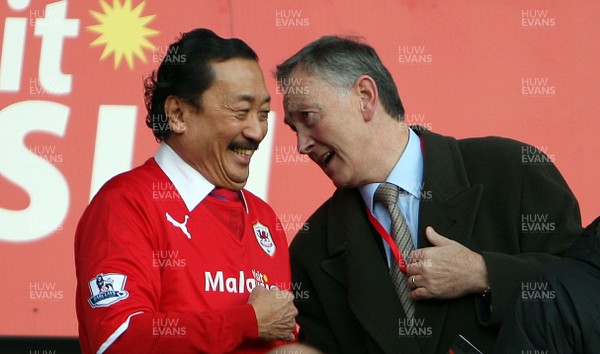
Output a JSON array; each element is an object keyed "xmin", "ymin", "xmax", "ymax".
[
  {"xmin": 413, "ymin": 129, "xmax": 483, "ymax": 352},
  {"xmin": 415, "ymin": 129, "xmax": 483, "ymax": 248},
  {"xmin": 321, "ymin": 190, "xmax": 423, "ymax": 354}
]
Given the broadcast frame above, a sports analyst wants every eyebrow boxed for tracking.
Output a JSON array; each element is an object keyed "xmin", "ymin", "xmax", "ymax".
[
  {"xmin": 235, "ymin": 94, "xmax": 271, "ymax": 105},
  {"xmin": 286, "ymin": 101, "xmax": 320, "ymax": 113}
]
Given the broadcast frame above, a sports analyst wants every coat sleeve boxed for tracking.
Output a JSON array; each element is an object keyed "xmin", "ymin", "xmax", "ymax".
[
  {"xmin": 493, "ymin": 269, "xmax": 581, "ymax": 354},
  {"xmin": 495, "ymin": 224, "xmax": 600, "ymax": 354},
  {"xmin": 288, "ymin": 202, "xmax": 350, "ymax": 354},
  {"xmin": 478, "ymin": 152, "xmax": 582, "ymax": 327},
  {"xmin": 290, "ymin": 253, "xmax": 342, "ymax": 353},
  {"xmin": 75, "ymin": 184, "xmax": 258, "ymax": 354}
]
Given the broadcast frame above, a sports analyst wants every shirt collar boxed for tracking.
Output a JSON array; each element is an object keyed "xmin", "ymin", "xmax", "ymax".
[
  {"xmin": 154, "ymin": 142, "xmax": 249, "ymax": 213},
  {"xmin": 359, "ymin": 128, "xmax": 424, "ymax": 211}
]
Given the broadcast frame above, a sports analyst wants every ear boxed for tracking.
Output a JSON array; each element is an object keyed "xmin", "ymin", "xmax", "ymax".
[
  {"xmin": 164, "ymin": 96, "xmax": 187, "ymax": 134},
  {"xmin": 354, "ymin": 75, "xmax": 378, "ymax": 122}
]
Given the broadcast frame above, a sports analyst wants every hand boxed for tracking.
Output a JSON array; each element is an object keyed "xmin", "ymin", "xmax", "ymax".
[
  {"xmin": 248, "ymin": 285, "xmax": 298, "ymax": 341},
  {"xmin": 406, "ymin": 227, "xmax": 489, "ymax": 300}
]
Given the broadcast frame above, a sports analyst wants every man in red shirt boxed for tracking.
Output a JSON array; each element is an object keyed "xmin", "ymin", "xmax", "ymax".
[{"xmin": 75, "ymin": 28, "xmax": 297, "ymax": 353}]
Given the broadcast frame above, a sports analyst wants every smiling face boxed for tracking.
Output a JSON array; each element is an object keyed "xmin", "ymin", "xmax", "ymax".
[
  {"xmin": 283, "ymin": 71, "xmax": 374, "ymax": 188},
  {"xmin": 166, "ymin": 58, "xmax": 270, "ymax": 190}
]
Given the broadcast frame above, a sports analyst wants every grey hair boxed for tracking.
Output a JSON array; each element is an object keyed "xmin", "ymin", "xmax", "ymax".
[{"xmin": 276, "ymin": 35, "xmax": 405, "ymax": 120}]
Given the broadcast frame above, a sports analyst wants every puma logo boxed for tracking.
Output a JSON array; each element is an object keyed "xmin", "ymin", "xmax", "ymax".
[{"xmin": 165, "ymin": 212, "xmax": 191, "ymax": 239}]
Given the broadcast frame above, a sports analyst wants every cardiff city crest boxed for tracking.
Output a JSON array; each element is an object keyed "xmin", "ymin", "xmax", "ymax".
[{"xmin": 253, "ymin": 222, "xmax": 276, "ymax": 256}]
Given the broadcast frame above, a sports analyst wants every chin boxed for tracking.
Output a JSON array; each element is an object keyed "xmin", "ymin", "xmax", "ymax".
[
  {"xmin": 217, "ymin": 175, "xmax": 247, "ymax": 190},
  {"xmin": 225, "ymin": 169, "xmax": 249, "ymax": 184},
  {"xmin": 331, "ymin": 179, "xmax": 349, "ymax": 189},
  {"xmin": 231, "ymin": 178, "xmax": 249, "ymax": 189},
  {"xmin": 332, "ymin": 176, "xmax": 359, "ymax": 189}
]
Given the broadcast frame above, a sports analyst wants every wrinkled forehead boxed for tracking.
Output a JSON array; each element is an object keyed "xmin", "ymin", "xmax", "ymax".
[
  {"xmin": 282, "ymin": 92, "xmax": 312, "ymax": 112},
  {"xmin": 209, "ymin": 59, "xmax": 270, "ymax": 103},
  {"xmin": 279, "ymin": 71, "xmax": 322, "ymax": 108}
]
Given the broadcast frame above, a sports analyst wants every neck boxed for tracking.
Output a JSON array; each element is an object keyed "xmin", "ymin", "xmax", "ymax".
[{"xmin": 364, "ymin": 118, "xmax": 409, "ymax": 183}]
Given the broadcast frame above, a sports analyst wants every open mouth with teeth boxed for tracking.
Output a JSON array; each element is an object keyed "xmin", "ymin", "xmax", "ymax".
[
  {"xmin": 229, "ymin": 142, "xmax": 259, "ymax": 164},
  {"xmin": 232, "ymin": 148, "xmax": 254, "ymax": 157}
]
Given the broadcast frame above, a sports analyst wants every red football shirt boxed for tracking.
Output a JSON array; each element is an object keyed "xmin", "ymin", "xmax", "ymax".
[{"xmin": 75, "ymin": 144, "xmax": 291, "ymax": 353}]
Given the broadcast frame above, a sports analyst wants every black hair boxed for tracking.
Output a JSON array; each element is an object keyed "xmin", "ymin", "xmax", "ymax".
[{"xmin": 144, "ymin": 28, "xmax": 258, "ymax": 141}]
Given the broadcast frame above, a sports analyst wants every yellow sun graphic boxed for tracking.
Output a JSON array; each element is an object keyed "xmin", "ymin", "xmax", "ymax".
[{"xmin": 87, "ymin": 0, "xmax": 159, "ymax": 69}]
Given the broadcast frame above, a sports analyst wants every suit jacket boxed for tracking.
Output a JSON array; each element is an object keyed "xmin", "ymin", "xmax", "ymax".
[{"xmin": 290, "ymin": 128, "xmax": 582, "ymax": 354}]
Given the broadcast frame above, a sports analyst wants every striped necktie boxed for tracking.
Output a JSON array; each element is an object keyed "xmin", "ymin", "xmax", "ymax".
[{"xmin": 374, "ymin": 182, "xmax": 415, "ymax": 320}]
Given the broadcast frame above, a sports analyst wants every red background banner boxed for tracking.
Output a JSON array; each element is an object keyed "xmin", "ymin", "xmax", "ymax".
[{"xmin": 1, "ymin": 0, "xmax": 598, "ymax": 336}]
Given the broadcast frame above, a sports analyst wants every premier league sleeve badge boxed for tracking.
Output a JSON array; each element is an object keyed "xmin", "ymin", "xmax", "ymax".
[{"xmin": 88, "ymin": 273, "xmax": 129, "ymax": 308}]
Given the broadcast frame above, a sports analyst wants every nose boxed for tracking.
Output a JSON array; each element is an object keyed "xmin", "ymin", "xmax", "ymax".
[
  {"xmin": 297, "ymin": 131, "xmax": 314, "ymax": 154},
  {"xmin": 242, "ymin": 114, "xmax": 267, "ymax": 143}
]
